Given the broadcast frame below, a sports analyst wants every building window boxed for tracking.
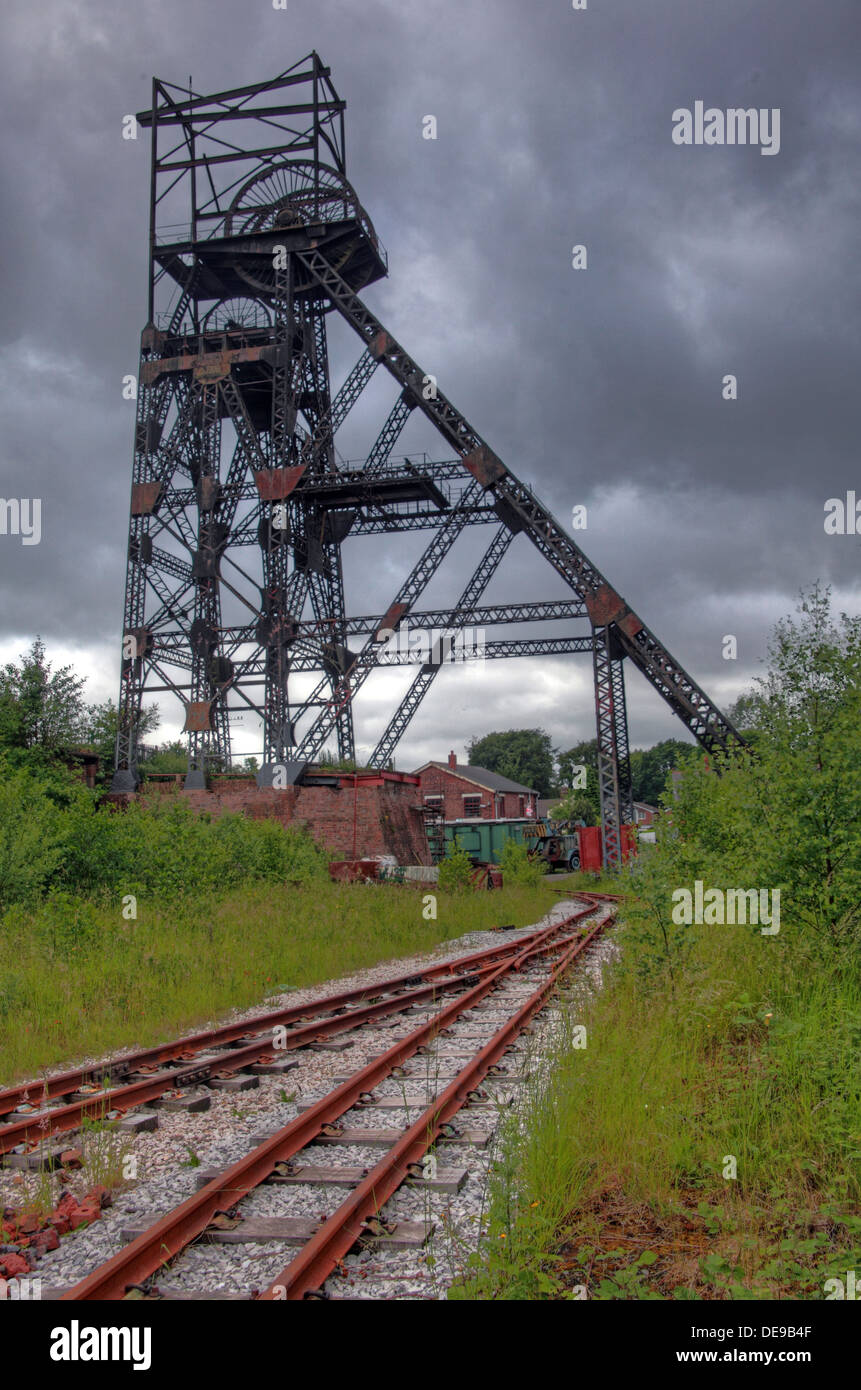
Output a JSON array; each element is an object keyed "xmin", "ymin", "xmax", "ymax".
[{"xmin": 463, "ymin": 796, "xmax": 481, "ymax": 817}]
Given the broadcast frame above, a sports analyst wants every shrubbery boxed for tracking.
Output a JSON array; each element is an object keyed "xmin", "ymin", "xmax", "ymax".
[
  {"xmin": 453, "ymin": 587, "xmax": 861, "ymax": 1302},
  {"xmin": 624, "ymin": 584, "xmax": 861, "ymax": 980},
  {"xmin": 0, "ymin": 764, "xmax": 328, "ymax": 911},
  {"xmin": 437, "ymin": 841, "xmax": 474, "ymax": 891},
  {"xmin": 498, "ymin": 838, "xmax": 547, "ymax": 887}
]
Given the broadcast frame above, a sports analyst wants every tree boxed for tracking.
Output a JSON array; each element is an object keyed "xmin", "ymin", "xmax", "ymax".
[
  {"xmin": 83, "ymin": 700, "xmax": 160, "ymax": 780},
  {"xmin": 548, "ymin": 789, "xmax": 597, "ymax": 826},
  {"xmin": 140, "ymin": 740, "xmax": 188, "ymax": 774},
  {"xmin": 629, "ymin": 738, "xmax": 696, "ymax": 804},
  {"xmin": 726, "ymin": 691, "xmax": 762, "ymax": 732},
  {"xmin": 555, "ymin": 739, "xmax": 600, "ymax": 820},
  {"xmin": 660, "ymin": 583, "xmax": 861, "ymax": 958},
  {"xmin": 465, "ymin": 729, "xmax": 555, "ymax": 797},
  {"xmin": 556, "ymin": 735, "xmax": 694, "ymax": 813},
  {"xmin": 742, "ymin": 583, "xmax": 861, "ymax": 951},
  {"xmin": 0, "ymin": 638, "xmax": 87, "ymax": 759}
]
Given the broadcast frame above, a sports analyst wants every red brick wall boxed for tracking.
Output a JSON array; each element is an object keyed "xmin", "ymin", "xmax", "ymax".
[{"xmin": 121, "ymin": 780, "xmax": 430, "ymax": 864}]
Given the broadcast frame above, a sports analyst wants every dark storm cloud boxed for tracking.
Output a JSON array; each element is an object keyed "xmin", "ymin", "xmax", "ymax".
[{"xmin": 1, "ymin": 0, "xmax": 859, "ymax": 762}]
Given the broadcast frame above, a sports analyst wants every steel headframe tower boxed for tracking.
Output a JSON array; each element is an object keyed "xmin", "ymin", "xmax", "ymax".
[{"xmin": 113, "ymin": 55, "xmax": 744, "ymax": 864}]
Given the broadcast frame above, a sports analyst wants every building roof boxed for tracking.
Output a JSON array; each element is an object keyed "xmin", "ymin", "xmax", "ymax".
[{"xmin": 414, "ymin": 761, "xmax": 538, "ymax": 796}]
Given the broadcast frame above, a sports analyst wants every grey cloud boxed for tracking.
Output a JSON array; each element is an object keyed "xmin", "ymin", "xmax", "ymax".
[{"xmin": 1, "ymin": 0, "xmax": 858, "ymax": 764}]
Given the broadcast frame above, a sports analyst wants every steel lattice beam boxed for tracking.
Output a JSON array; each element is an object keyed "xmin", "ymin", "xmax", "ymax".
[
  {"xmin": 369, "ymin": 525, "xmax": 514, "ymax": 766},
  {"xmin": 338, "ymin": 597, "xmax": 586, "ymax": 637},
  {"xmin": 298, "ymin": 246, "xmax": 745, "ymax": 759}
]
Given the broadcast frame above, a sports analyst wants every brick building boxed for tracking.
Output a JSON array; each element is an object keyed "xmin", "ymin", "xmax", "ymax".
[{"xmin": 414, "ymin": 751, "xmax": 538, "ymax": 821}]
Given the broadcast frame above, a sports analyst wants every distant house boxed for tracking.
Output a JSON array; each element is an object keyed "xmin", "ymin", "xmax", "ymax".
[{"xmin": 414, "ymin": 751, "xmax": 538, "ymax": 820}]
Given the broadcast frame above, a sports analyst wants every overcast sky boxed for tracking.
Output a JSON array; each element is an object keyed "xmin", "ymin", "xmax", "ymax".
[{"xmin": 1, "ymin": 0, "xmax": 859, "ymax": 770}]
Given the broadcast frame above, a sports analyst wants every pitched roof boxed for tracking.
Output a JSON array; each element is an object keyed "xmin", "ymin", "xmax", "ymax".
[{"xmin": 414, "ymin": 761, "xmax": 538, "ymax": 795}]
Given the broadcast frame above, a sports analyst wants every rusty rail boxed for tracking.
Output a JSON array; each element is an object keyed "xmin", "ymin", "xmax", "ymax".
[
  {"xmin": 61, "ymin": 907, "xmax": 606, "ymax": 1301},
  {"xmin": 260, "ymin": 913, "xmax": 610, "ymax": 1298},
  {"xmin": 1, "ymin": 911, "xmax": 592, "ymax": 1154},
  {"xmin": 0, "ymin": 916, "xmax": 581, "ymax": 1118}
]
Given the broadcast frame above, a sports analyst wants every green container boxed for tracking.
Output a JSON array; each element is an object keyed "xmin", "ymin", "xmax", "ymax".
[{"xmin": 443, "ymin": 818, "xmax": 535, "ymax": 865}]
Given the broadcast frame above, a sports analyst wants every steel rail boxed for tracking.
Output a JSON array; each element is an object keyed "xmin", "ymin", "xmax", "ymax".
[
  {"xmin": 61, "ymin": 910, "xmax": 599, "ymax": 1301},
  {"xmin": 259, "ymin": 912, "xmax": 612, "ymax": 1298},
  {"xmin": 0, "ymin": 912, "xmax": 589, "ymax": 1120},
  {"xmin": 1, "ymin": 912, "xmax": 591, "ymax": 1155}
]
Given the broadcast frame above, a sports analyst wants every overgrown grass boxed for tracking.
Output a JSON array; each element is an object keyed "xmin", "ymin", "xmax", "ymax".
[
  {"xmin": 0, "ymin": 880, "xmax": 550, "ymax": 1084},
  {"xmin": 451, "ymin": 900, "xmax": 861, "ymax": 1300}
]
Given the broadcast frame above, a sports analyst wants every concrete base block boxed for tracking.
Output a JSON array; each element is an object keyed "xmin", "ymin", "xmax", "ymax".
[
  {"xmin": 117, "ymin": 1110, "xmax": 160, "ymax": 1134},
  {"xmin": 206, "ymin": 1074, "xmax": 260, "ymax": 1092},
  {"xmin": 247, "ymin": 1058, "xmax": 299, "ymax": 1076},
  {"xmin": 153, "ymin": 1090, "xmax": 211, "ymax": 1113}
]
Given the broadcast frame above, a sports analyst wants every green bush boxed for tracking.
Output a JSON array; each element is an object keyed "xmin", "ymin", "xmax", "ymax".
[
  {"xmin": 0, "ymin": 764, "xmax": 329, "ymax": 909},
  {"xmin": 499, "ymin": 838, "xmax": 547, "ymax": 887},
  {"xmin": 438, "ymin": 841, "xmax": 474, "ymax": 891},
  {"xmin": 0, "ymin": 768, "xmax": 67, "ymax": 909}
]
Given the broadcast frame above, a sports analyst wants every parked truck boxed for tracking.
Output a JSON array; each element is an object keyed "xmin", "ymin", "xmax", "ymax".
[
  {"xmin": 523, "ymin": 819, "xmax": 582, "ymax": 872},
  {"xmin": 524, "ymin": 819, "xmax": 638, "ymax": 872}
]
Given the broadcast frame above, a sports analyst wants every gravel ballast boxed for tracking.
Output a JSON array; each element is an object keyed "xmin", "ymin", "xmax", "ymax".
[{"xmin": 6, "ymin": 897, "xmax": 618, "ymax": 1300}]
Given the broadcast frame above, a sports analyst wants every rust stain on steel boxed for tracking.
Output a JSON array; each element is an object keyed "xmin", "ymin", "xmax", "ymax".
[
  {"xmin": 368, "ymin": 330, "xmax": 394, "ymax": 360},
  {"xmin": 375, "ymin": 601, "xmax": 408, "ymax": 640},
  {"xmin": 0, "ymin": 920, "xmax": 579, "ymax": 1125},
  {"xmin": 130, "ymin": 482, "xmax": 162, "ymax": 516},
  {"xmin": 253, "ymin": 465, "xmax": 306, "ymax": 502},
  {"xmin": 193, "ymin": 350, "xmax": 230, "ymax": 383},
  {"xmin": 259, "ymin": 911, "xmax": 613, "ymax": 1299},
  {"xmin": 61, "ymin": 913, "xmax": 584, "ymax": 1300},
  {"xmin": 140, "ymin": 324, "xmax": 166, "ymax": 354},
  {"xmin": 584, "ymin": 585, "xmax": 627, "ymax": 628},
  {"xmin": 462, "ymin": 445, "xmax": 507, "ymax": 488},
  {"xmin": 197, "ymin": 475, "xmax": 221, "ymax": 512},
  {"xmin": 140, "ymin": 344, "xmax": 268, "ymax": 386},
  {"xmin": 616, "ymin": 609, "xmax": 644, "ymax": 640},
  {"xmin": 182, "ymin": 701, "xmax": 213, "ymax": 733}
]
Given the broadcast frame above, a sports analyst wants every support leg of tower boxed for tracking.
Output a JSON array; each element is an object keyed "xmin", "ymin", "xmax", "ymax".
[{"xmin": 593, "ymin": 624, "xmax": 634, "ymax": 871}]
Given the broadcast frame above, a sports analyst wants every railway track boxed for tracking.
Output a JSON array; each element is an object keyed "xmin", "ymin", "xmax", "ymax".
[
  {"xmin": 22, "ymin": 894, "xmax": 616, "ymax": 1301},
  {"xmin": 0, "ymin": 906, "xmax": 597, "ymax": 1160}
]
